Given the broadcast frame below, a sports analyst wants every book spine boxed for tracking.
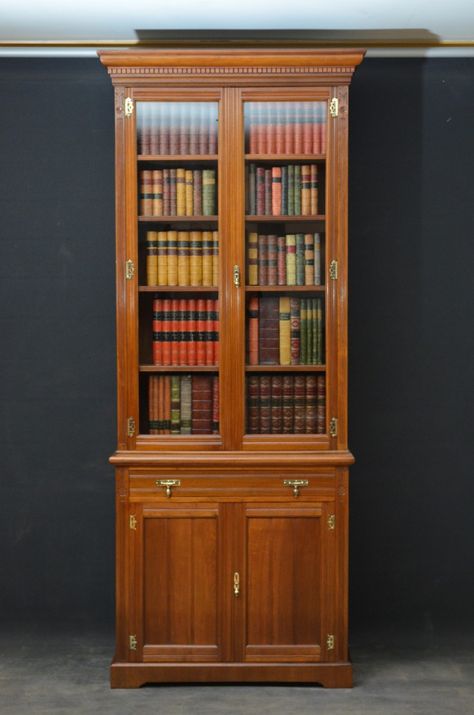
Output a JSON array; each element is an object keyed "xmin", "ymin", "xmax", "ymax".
[
  {"xmin": 179, "ymin": 298, "xmax": 188, "ymax": 365},
  {"xmin": 301, "ymin": 164, "xmax": 311, "ymax": 216},
  {"xmin": 202, "ymin": 169, "xmax": 216, "ymax": 215},
  {"xmin": 271, "ymin": 375, "xmax": 283, "ymax": 433},
  {"xmin": 176, "ymin": 168, "xmax": 185, "ymax": 215},
  {"xmin": 191, "ymin": 375, "xmax": 212, "ymax": 434},
  {"xmin": 248, "ymin": 296, "xmax": 259, "ymax": 365},
  {"xmin": 202, "ymin": 231, "xmax": 213, "ymax": 286},
  {"xmin": 316, "ymin": 374, "xmax": 326, "ymax": 433},
  {"xmin": 277, "ymin": 235, "xmax": 286, "ymax": 285},
  {"xmin": 300, "ymin": 298, "xmax": 307, "ymax": 364},
  {"xmin": 139, "ymin": 104, "xmax": 150, "ymax": 156},
  {"xmin": 170, "ymin": 375, "xmax": 181, "ymax": 433},
  {"xmin": 170, "ymin": 168, "xmax": 177, "ymax": 215},
  {"xmin": 148, "ymin": 375, "xmax": 159, "ymax": 434},
  {"xmin": 279, "ymin": 296, "xmax": 291, "ymax": 365},
  {"xmin": 304, "ymin": 233, "xmax": 314, "ymax": 285},
  {"xmin": 264, "ymin": 169, "xmax": 272, "ymax": 216},
  {"xmin": 187, "ymin": 299, "xmax": 197, "ymax": 366},
  {"xmin": 258, "ymin": 234, "xmax": 268, "ymax": 286},
  {"xmin": 157, "ymin": 231, "xmax": 168, "ymax": 286},
  {"xmin": 199, "ymin": 104, "xmax": 209, "ymax": 155},
  {"xmin": 285, "ymin": 234, "xmax": 296, "ymax": 286},
  {"xmin": 167, "ymin": 230, "xmax": 178, "ymax": 286},
  {"xmin": 179, "ymin": 103, "xmax": 189, "ymax": 156},
  {"xmin": 163, "ymin": 169, "xmax": 170, "ymax": 215},
  {"xmin": 267, "ymin": 234, "xmax": 278, "ymax": 286},
  {"xmin": 307, "ymin": 298, "xmax": 314, "ymax": 364},
  {"xmin": 152, "ymin": 297, "xmax": 163, "ymax": 365},
  {"xmin": 303, "ymin": 102, "xmax": 313, "ymax": 155},
  {"xmin": 177, "ymin": 231, "xmax": 190, "ymax": 286},
  {"xmin": 140, "ymin": 170, "xmax": 153, "ymax": 215},
  {"xmin": 170, "ymin": 298, "xmax": 180, "ymax": 365},
  {"xmin": 258, "ymin": 296, "xmax": 279, "ymax": 365},
  {"xmin": 193, "ymin": 169, "xmax": 202, "ymax": 215},
  {"xmin": 214, "ymin": 298, "xmax": 219, "ymax": 365},
  {"xmin": 212, "ymin": 231, "xmax": 219, "ymax": 287},
  {"xmin": 256, "ymin": 167, "xmax": 265, "ymax": 215},
  {"xmin": 267, "ymin": 103, "xmax": 276, "ymax": 154},
  {"xmin": 206, "ymin": 298, "xmax": 215, "ymax": 366},
  {"xmin": 310, "ymin": 164, "xmax": 318, "ymax": 215},
  {"xmin": 184, "ymin": 169, "xmax": 193, "ymax": 216},
  {"xmin": 284, "ymin": 104, "xmax": 293, "ymax": 155},
  {"xmin": 290, "ymin": 297, "xmax": 300, "ymax": 365},
  {"xmin": 247, "ymin": 232, "xmax": 258, "ymax": 286},
  {"xmin": 249, "ymin": 163, "xmax": 256, "ymax": 215},
  {"xmin": 287, "ymin": 164, "xmax": 294, "ymax": 216},
  {"xmin": 294, "ymin": 101, "xmax": 303, "ymax": 154},
  {"xmin": 209, "ymin": 107, "xmax": 217, "ymax": 155},
  {"xmin": 190, "ymin": 230, "xmax": 203, "ymax": 286},
  {"xmin": 152, "ymin": 169, "xmax": 163, "ymax": 216},
  {"xmin": 294, "ymin": 375, "xmax": 306, "ymax": 433},
  {"xmin": 282, "ymin": 375, "xmax": 294, "ymax": 433},
  {"xmin": 281, "ymin": 165, "xmax": 288, "ymax": 215},
  {"xmin": 305, "ymin": 375, "xmax": 317, "ymax": 433},
  {"xmin": 320, "ymin": 105, "xmax": 327, "ymax": 154},
  {"xmin": 179, "ymin": 374, "xmax": 192, "ymax": 434},
  {"xmin": 314, "ymin": 233, "xmax": 321, "ymax": 286},
  {"xmin": 146, "ymin": 231, "xmax": 158, "ymax": 286},
  {"xmin": 294, "ymin": 165, "xmax": 301, "ymax": 215},
  {"xmin": 259, "ymin": 376, "xmax": 271, "ymax": 433},
  {"xmin": 312, "ymin": 103, "xmax": 321, "ymax": 154},
  {"xmin": 317, "ymin": 297, "xmax": 324, "ymax": 365},
  {"xmin": 275, "ymin": 103, "xmax": 285, "ymax": 154},
  {"xmin": 212, "ymin": 376, "xmax": 219, "ymax": 433},
  {"xmin": 161, "ymin": 298, "xmax": 172, "ymax": 366},
  {"xmin": 157, "ymin": 375, "xmax": 164, "ymax": 433},
  {"xmin": 159, "ymin": 105, "xmax": 169, "ymax": 156},
  {"xmin": 196, "ymin": 298, "xmax": 206, "ymax": 366},
  {"xmin": 163, "ymin": 375, "xmax": 171, "ymax": 433},
  {"xmin": 247, "ymin": 375, "xmax": 260, "ymax": 433},
  {"xmin": 296, "ymin": 233, "xmax": 305, "ymax": 286},
  {"xmin": 257, "ymin": 103, "xmax": 267, "ymax": 155},
  {"xmin": 248, "ymin": 104, "xmax": 257, "ymax": 154},
  {"xmin": 271, "ymin": 166, "xmax": 282, "ymax": 216}
]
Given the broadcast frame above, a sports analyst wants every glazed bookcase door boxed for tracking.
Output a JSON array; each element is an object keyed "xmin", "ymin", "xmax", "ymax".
[
  {"xmin": 240, "ymin": 91, "xmax": 338, "ymax": 451},
  {"xmin": 121, "ymin": 90, "xmax": 226, "ymax": 451}
]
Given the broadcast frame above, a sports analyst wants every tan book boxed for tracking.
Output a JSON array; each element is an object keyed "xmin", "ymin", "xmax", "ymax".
[
  {"xmin": 212, "ymin": 231, "xmax": 219, "ymax": 286},
  {"xmin": 177, "ymin": 231, "xmax": 190, "ymax": 286},
  {"xmin": 167, "ymin": 230, "xmax": 178, "ymax": 286},
  {"xmin": 185, "ymin": 169, "xmax": 193, "ymax": 216},
  {"xmin": 152, "ymin": 169, "xmax": 163, "ymax": 216},
  {"xmin": 140, "ymin": 169, "xmax": 152, "ymax": 215},
  {"xmin": 157, "ymin": 231, "xmax": 168, "ymax": 285},
  {"xmin": 202, "ymin": 230, "xmax": 213, "ymax": 286},
  {"xmin": 286, "ymin": 234, "xmax": 296, "ymax": 286},
  {"xmin": 146, "ymin": 231, "xmax": 158, "ymax": 286},
  {"xmin": 279, "ymin": 296, "xmax": 291, "ymax": 365},
  {"xmin": 190, "ymin": 230, "xmax": 203, "ymax": 286},
  {"xmin": 176, "ymin": 167, "xmax": 186, "ymax": 215}
]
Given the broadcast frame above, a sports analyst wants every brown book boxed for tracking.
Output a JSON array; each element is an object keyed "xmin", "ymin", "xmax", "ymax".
[
  {"xmin": 139, "ymin": 170, "xmax": 153, "ymax": 215},
  {"xmin": 247, "ymin": 375, "xmax": 260, "ymax": 433},
  {"xmin": 305, "ymin": 375, "xmax": 317, "ymax": 433},
  {"xmin": 316, "ymin": 374, "xmax": 326, "ymax": 434},
  {"xmin": 258, "ymin": 234, "xmax": 268, "ymax": 286},
  {"xmin": 162, "ymin": 168, "xmax": 170, "ymax": 215},
  {"xmin": 191, "ymin": 375, "xmax": 212, "ymax": 434},
  {"xmin": 282, "ymin": 375, "xmax": 294, "ymax": 433},
  {"xmin": 294, "ymin": 101, "xmax": 303, "ymax": 154},
  {"xmin": 277, "ymin": 235, "xmax": 286, "ymax": 285},
  {"xmin": 294, "ymin": 375, "xmax": 306, "ymax": 433},
  {"xmin": 146, "ymin": 231, "xmax": 158, "ymax": 286},
  {"xmin": 259, "ymin": 375, "xmax": 271, "ymax": 433},
  {"xmin": 152, "ymin": 169, "xmax": 163, "ymax": 216},
  {"xmin": 301, "ymin": 164, "xmax": 311, "ymax": 216},
  {"xmin": 212, "ymin": 376, "xmax": 219, "ymax": 433},
  {"xmin": 270, "ymin": 376, "xmax": 283, "ymax": 433},
  {"xmin": 148, "ymin": 375, "xmax": 159, "ymax": 434},
  {"xmin": 256, "ymin": 166, "xmax": 265, "ymax": 215},
  {"xmin": 163, "ymin": 375, "xmax": 171, "ymax": 433},
  {"xmin": 258, "ymin": 296, "xmax": 279, "ymax": 365},
  {"xmin": 267, "ymin": 235, "xmax": 278, "ymax": 286},
  {"xmin": 206, "ymin": 298, "xmax": 215, "ymax": 366},
  {"xmin": 193, "ymin": 169, "xmax": 202, "ymax": 215},
  {"xmin": 264, "ymin": 169, "xmax": 272, "ymax": 215},
  {"xmin": 248, "ymin": 296, "xmax": 259, "ymax": 365},
  {"xmin": 310, "ymin": 164, "xmax": 318, "ymax": 215}
]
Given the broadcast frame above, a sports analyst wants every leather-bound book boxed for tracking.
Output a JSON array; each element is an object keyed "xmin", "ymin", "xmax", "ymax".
[
  {"xmin": 167, "ymin": 230, "xmax": 178, "ymax": 286},
  {"xmin": 294, "ymin": 375, "xmax": 306, "ymax": 433},
  {"xmin": 214, "ymin": 299, "xmax": 219, "ymax": 365},
  {"xmin": 264, "ymin": 169, "xmax": 272, "ymax": 216},
  {"xmin": 212, "ymin": 377, "xmax": 219, "ymax": 433},
  {"xmin": 247, "ymin": 376, "xmax": 260, "ymax": 433},
  {"xmin": 152, "ymin": 297, "xmax": 163, "ymax": 365},
  {"xmin": 187, "ymin": 299, "xmax": 197, "ymax": 366},
  {"xmin": 301, "ymin": 164, "xmax": 311, "ymax": 216},
  {"xmin": 282, "ymin": 375, "xmax": 294, "ymax": 433},
  {"xmin": 275, "ymin": 103, "xmax": 285, "ymax": 154},
  {"xmin": 281, "ymin": 166, "xmax": 288, "ymax": 215},
  {"xmin": 287, "ymin": 164, "xmax": 294, "ymax": 215},
  {"xmin": 139, "ymin": 170, "xmax": 153, "ymax": 215},
  {"xmin": 256, "ymin": 166, "xmax": 265, "ymax": 215},
  {"xmin": 185, "ymin": 169, "xmax": 193, "ymax": 216},
  {"xmin": 139, "ymin": 106, "xmax": 150, "ymax": 155},
  {"xmin": 247, "ymin": 232, "xmax": 258, "ymax": 285},
  {"xmin": 180, "ymin": 374, "xmax": 192, "ymax": 434},
  {"xmin": 285, "ymin": 234, "xmax": 296, "ymax": 286},
  {"xmin": 152, "ymin": 169, "xmax": 163, "ymax": 216},
  {"xmin": 209, "ymin": 109, "xmax": 217, "ymax": 155},
  {"xmin": 248, "ymin": 296, "xmax": 259, "ymax": 365},
  {"xmin": 248, "ymin": 104, "xmax": 257, "ymax": 153},
  {"xmin": 314, "ymin": 233, "xmax": 321, "ymax": 285},
  {"xmin": 178, "ymin": 298, "xmax": 187, "ymax": 365},
  {"xmin": 277, "ymin": 235, "xmax": 286, "ymax": 285},
  {"xmin": 259, "ymin": 375, "xmax": 272, "ymax": 433},
  {"xmin": 310, "ymin": 164, "xmax": 318, "ymax": 214},
  {"xmin": 193, "ymin": 169, "xmax": 202, "ymax": 215},
  {"xmin": 294, "ymin": 164, "xmax": 302, "ymax": 215},
  {"xmin": 146, "ymin": 231, "xmax": 158, "ymax": 286},
  {"xmin": 257, "ymin": 103, "xmax": 267, "ymax": 155},
  {"xmin": 169, "ymin": 168, "xmax": 177, "ymax": 215},
  {"xmin": 212, "ymin": 231, "xmax": 219, "ymax": 286},
  {"xmin": 303, "ymin": 103, "xmax": 313, "ymax": 155},
  {"xmin": 191, "ymin": 375, "xmax": 213, "ymax": 434},
  {"xmin": 158, "ymin": 105, "xmax": 169, "ymax": 156},
  {"xmin": 202, "ymin": 169, "xmax": 216, "ymax": 215},
  {"xmin": 199, "ymin": 104, "xmax": 209, "ymax": 155},
  {"xmin": 148, "ymin": 375, "xmax": 159, "ymax": 434},
  {"xmin": 294, "ymin": 102, "xmax": 303, "ymax": 154},
  {"xmin": 304, "ymin": 233, "xmax": 314, "ymax": 285},
  {"xmin": 189, "ymin": 110, "xmax": 199, "ymax": 154},
  {"xmin": 271, "ymin": 167, "xmax": 282, "ymax": 216},
  {"xmin": 258, "ymin": 234, "xmax": 268, "ymax": 286},
  {"xmin": 279, "ymin": 296, "xmax": 291, "ymax": 365},
  {"xmin": 248, "ymin": 163, "xmax": 256, "ymax": 215},
  {"xmin": 169, "ymin": 113, "xmax": 179, "ymax": 155},
  {"xmin": 258, "ymin": 296, "xmax": 279, "ymax": 365},
  {"xmin": 316, "ymin": 374, "xmax": 326, "ymax": 433},
  {"xmin": 300, "ymin": 298, "xmax": 308, "ymax": 364},
  {"xmin": 290, "ymin": 297, "xmax": 300, "ymax": 365},
  {"xmin": 170, "ymin": 298, "xmax": 180, "ymax": 366},
  {"xmin": 157, "ymin": 231, "xmax": 168, "ymax": 286},
  {"xmin": 306, "ymin": 298, "xmax": 314, "ymax": 364},
  {"xmin": 320, "ymin": 107, "xmax": 327, "ymax": 154},
  {"xmin": 267, "ymin": 235, "xmax": 278, "ymax": 286},
  {"xmin": 312, "ymin": 103, "xmax": 321, "ymax": 154},
  {"xmin": 196, "ymin": 298, "xmax": 207, "ymax": 366},
  {"xmin": 177, "ymin": 231, "xmax": 190, "ymax": 286},
  {"xmin": 176, "ymin": 168, "xmax": 186, "ymax": 215},
  {"xmin": 162, "ymin": 169, "xmax": 170, "ymax": 215},
  {"xmin": 305, "ymin": 375, "xmax": 317, "ymax": 433},
  {"xmin": 162, "ymin": 376, "xmax": 171, "ymax": 433},
  {"xmin": 161, "ymin": 298, "xmax": 172, "ymax": 366},
  {"xmin": 202, "ymin": 231, "xmax": 213, "ymax": 286},
  {"xmin": 206, "ymin": 298, "xmax": 215, "ymax": 366},
  {"xmin": 179, "ymin": 103, "xmax": 189, "ymax": 155},
  {"xmin": 284, "ymin": 104, "xmax": 294, "ymax": 155},
  {"xmin": 190, "ymin": 230, "xmax": 203, "ymax": 286},
  {"xmin": 267, "ymin": 104, "xmax": 276, "ymax": 153},
  {"xmin": 170, "ymin": 375, "xmax": 181, "ymax": 433},
  {"xmin": 271, "ymin": 375, "xmax": 283, "ymax": 433},
  {"xmin": 157, "ymin": 376, "xmax": 164, "ymax": 434},
  {"xmin": 296, "ymin": 233, "xmax": 305, "ymax": 286},
  {"xmin": 316, "ymin": 297, "xmax": 324, "ymax": 365}
]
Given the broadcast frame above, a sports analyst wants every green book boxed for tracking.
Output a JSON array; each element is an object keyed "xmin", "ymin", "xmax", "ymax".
[
  {"xmin": 295, "ymin": 233, "xmax": 305, "ymax": 286},
  {"xmin": 316, "ymin": 298, "xmax": 324, "ymax": 364},
  {"xmin": 180, "ymin": 375, "xmax": 192, "ymax": 434},
  {"xmin": 294, "ymin": 165, "xmax": 301, "ymax": 215},
  {"xmin": 300, "ymin": 298, "xmax": 307, "ymax": 364},
  {"xmin": 312, "ymin": 299, "xmax": 318, "ymax": 365},
  {"xmin": 306, "ymin": 298, "xmax": 313, "ymax": 364},
  {"xmin": 202, "ymin": 169, "xmax": 216, "ymax": 215},
  {"xmin": 170, "ymin": 376, "xmax": 181, "ymax": 433},
  {"xmin": 288, "ymin": 165, "xmax": 294, "ymax": 216}
]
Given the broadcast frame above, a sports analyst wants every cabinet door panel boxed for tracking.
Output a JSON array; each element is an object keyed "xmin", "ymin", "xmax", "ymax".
[
  {"xmin": 241, "ymin": 503, "xmax": 334, "ymax": 662},
  {"xmin": 136, "ymin": 503, "xmax": 228, "ymax": 662}
]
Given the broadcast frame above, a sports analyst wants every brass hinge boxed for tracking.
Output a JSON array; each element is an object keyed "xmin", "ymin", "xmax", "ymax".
[
  {"xmin": 129, "ymin": 634, "xmax": 137, "ymax": 651},
  {"xmin": 129, "ymin": 514, "xmax": 137, "ymax": 530},
  {"xmin": 328, "ymin": 514, "xmax": 336, "ymax": 530},
  {"xmin": 329, "ymin": 97, "xmax": 339, "ymax": 118},
  {"xmin": 127, "ymin": 416, "xmax": 136, "ymax": 438},
  {"xmin": 124, "ymin": 97, "xmax": 134, "ymax": 117},
  {"xmin": 329, "ymin": 417, "xmax": 338, "ymax": 438},
  {"xmin": 125, "ymin": 259, "xmax": 135, "ymax": 280},
  {"xmin": 327, "ymin": 634, "xmax": 335, "ymax": 650},
  {"xmin": 329, "ymin": 259, "xmax": 338, "ymax": 280}
]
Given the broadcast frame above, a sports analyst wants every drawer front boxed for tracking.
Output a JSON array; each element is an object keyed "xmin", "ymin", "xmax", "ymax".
[{"xmin": 128, "ymin": 469, "xmax": 337, "ymax": 501}]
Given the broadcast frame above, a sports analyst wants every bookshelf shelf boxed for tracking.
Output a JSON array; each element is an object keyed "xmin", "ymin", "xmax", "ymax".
[{"xmin": 100, "ymin": 46, "xmax": 363, "ymax": 690}]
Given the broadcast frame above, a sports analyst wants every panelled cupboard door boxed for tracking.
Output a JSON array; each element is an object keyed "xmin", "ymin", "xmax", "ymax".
[
  {"xmin": 237, "ymin": 501, "xmax": 337, "ymax": 663},
  {"xmin": 130, "ymin": 502, "xmax": 232, "ymax": 663}
]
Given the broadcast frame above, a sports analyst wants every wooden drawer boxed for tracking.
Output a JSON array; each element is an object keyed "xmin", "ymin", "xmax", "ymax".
[{"xmin": 128, "ymin": 469, "xmax": 337, "ymax": 502}]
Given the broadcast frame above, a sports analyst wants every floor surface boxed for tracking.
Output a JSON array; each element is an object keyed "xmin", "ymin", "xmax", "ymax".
[{"xmin": 0, "ymin": 628, "xmax": 472, "ymax": 714}]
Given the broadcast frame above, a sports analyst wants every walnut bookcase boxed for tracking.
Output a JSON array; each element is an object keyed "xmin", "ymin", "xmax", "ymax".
[{"xmin": 99, "ymin": 47, "xmax": 364, "ymax": 689}]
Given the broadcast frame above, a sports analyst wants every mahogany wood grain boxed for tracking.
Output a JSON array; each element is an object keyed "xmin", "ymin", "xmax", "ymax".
[
  {"xmin": 139, "ymin": 365, "xmax": 218, "ymax": 373},
  {"xmin": 138, "ymin": 216, "xmax": 218, "ymax": 223},
  {"xmin": 245, "ymin": 365, "xmax": 326, "ymax": 372},
  {"xmin": 138, "ymin": 155, "xmax": 218, "ymax": 162},
  {"xmin": 139, "ymin": 286, "xmax": 218, "ymax": 292},
  {"xmin": 246, "ymin": 215, "xmax": 325, "ymax": 222},
  {"xmin": 245, "ymin": 154, "xmax": 325, "ymax": 161},
  {"xmin": 245, "ymin": 286, "xmax": 325, "ymax": 293}
]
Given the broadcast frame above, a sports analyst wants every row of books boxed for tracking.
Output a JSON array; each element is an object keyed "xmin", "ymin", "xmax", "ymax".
[
  {"xmin": 152, "ymin": 298, "xmax": 219, "ymax": 366},
  {"xmin": 248, "ymin": 232, "xmax": 322, "ymax": 286},
  {"xmin": 138, "ymin": 102, "xmax": 218, "ymax": 156},
  {"xmin": 248, "ymin": 296, "xmax": 324, "ymax": 365},
  {"xmin": 246, "ymin": 102, "xmax": 327, "ymax": 155},
  {"xmin": 247, "ymin": 164, "xmax": 319, "ymax": 216},
  {"xmin": 148, "ymin": 374, "xmax": 219, "ymax": 434},
  {"xmin": 139, "ymin": 169, "xmax": 217, "ymax": 216},
  {"xmin": 146, "ymin": 231, "xmax": 219, "ymax": 287},
  {"xmin": 247, "ymin": 374, "xmax": 326, "ymax": 434}
]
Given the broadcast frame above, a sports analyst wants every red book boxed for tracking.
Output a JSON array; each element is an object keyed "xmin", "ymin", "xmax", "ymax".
[
  {"xmin": 170, "ymin": 298, "xmax": 180, "ymax": 365},
  {"xmin": 248, "ymin": 296, "xmax": 259, "ymax": 365},
  {"xmin": 271, "ymin": 376, "xmax": 283, "ymax": 433},
  {"xmin": 321, "ymin": 114, "xmax": 327, "ymax": 154},
  {"xmin": 191, "ymin": 375, "xmax": 212, "ymax": 434},
  {"xmin": 206, "ymin": 298, "xmax": 215, "ymax": 366},
  {"xmin": 282, "ymin": 375, "xmax": 294, "ymax": 433},
  {"xmin": 303, "ymin": 102, "xmax": 313, "ymax": 155},
  {"xmin": 196, "ymin": 298, "xmax": 206, "ymax": 365},
  {"xmin": 305, "ymin": 375, "xmax": 317, "ymax": 433},
  {"xmin": 212, "ymin": 377, "xmax": 219, "ymax": 433},
  {"xmin": 271, "ymin": 167, "xmax": 282, "ymax": 216},
  {"xmin": 161, "ymin": 298, "xmax": 172, "ymax": 366},
  {"xmin": 179, "ymin": 298, "xmax": 187, "ymax": 365},
  {"xmin": 312, "ymin": 104, "xmax": 321, "ymax": 154},
  {"xmin": 214, "ymin": 299, "xmax": 220, "ymax": 365},
  {"xmin": 247, "ymin": 376, "xmax": 260, "ymax": 433},
  {"xmin": 264, "ymin": 169, "xmax": 272, "ymax": 215},
  {"xmin": 277, "ymin": 235, "xmax": 286, "ymax": 285},
  {"xmin": 284, "ymin": 104, "xmax": 294, "ymax": 155},
  {"xmin": 294, "ymin": 102, "xmax": 303, "ymax": 154},
  {"xmin": 152, "ymin": 297, "xmax": 163, "ymax": 365},
  {"xmin": 256, "ymin": 167, "xmax": 265, "ymax": 215},
  {"xmin": 316, "ymin": 374, "xmax": 326, "ymax": 434},
  {"xmin": 267, "ymin": 104, "xmax": 276, "ymax": 154},
  {"xmin": 258, "ymin": 296, "xmax": 279, "ymax": 365},
  {"xmin": 259, "ymin": 376, "xmax": 271, "ymax": 433},
  {"xmin": 275, "ymin": 103, "xmax": 285, "ymax": 154},
  {"xmin": 256, "ymin": 103, "xmax": 267, "ymax": 154},
  {"xmin": 290, "ymin": 297, "xmax": 300, "ymax": 364},
  {"xmin": 187, "ymin": 298, "xmax": 197, "ymax": 366}
]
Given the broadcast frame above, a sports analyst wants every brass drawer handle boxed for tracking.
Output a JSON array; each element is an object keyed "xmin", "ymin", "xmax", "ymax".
[
  {"xmin": 283, "ymin": 479, "xmax": 309, "ymax": 497},
  {"xmin": 233, "ymin": 572, "xmax": 240, "ymax": 596},
  {"xmin": 156, "ymin": 479, "xmax": 181, "ymax": 498}
]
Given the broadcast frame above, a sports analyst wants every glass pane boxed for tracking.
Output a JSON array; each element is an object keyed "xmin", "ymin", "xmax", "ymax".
[
  {"xmin": 136, "ymin": 101, "xmax": 220, "ymax": 436},
  {"xmin": 245, "ymin": 101, "xmax": 327, "ymax": 155}
]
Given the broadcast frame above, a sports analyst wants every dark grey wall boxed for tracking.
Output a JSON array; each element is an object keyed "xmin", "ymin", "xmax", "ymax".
[{"xmin": 0, "ymin": 58, "xmax": 472, "ymax": 632}]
